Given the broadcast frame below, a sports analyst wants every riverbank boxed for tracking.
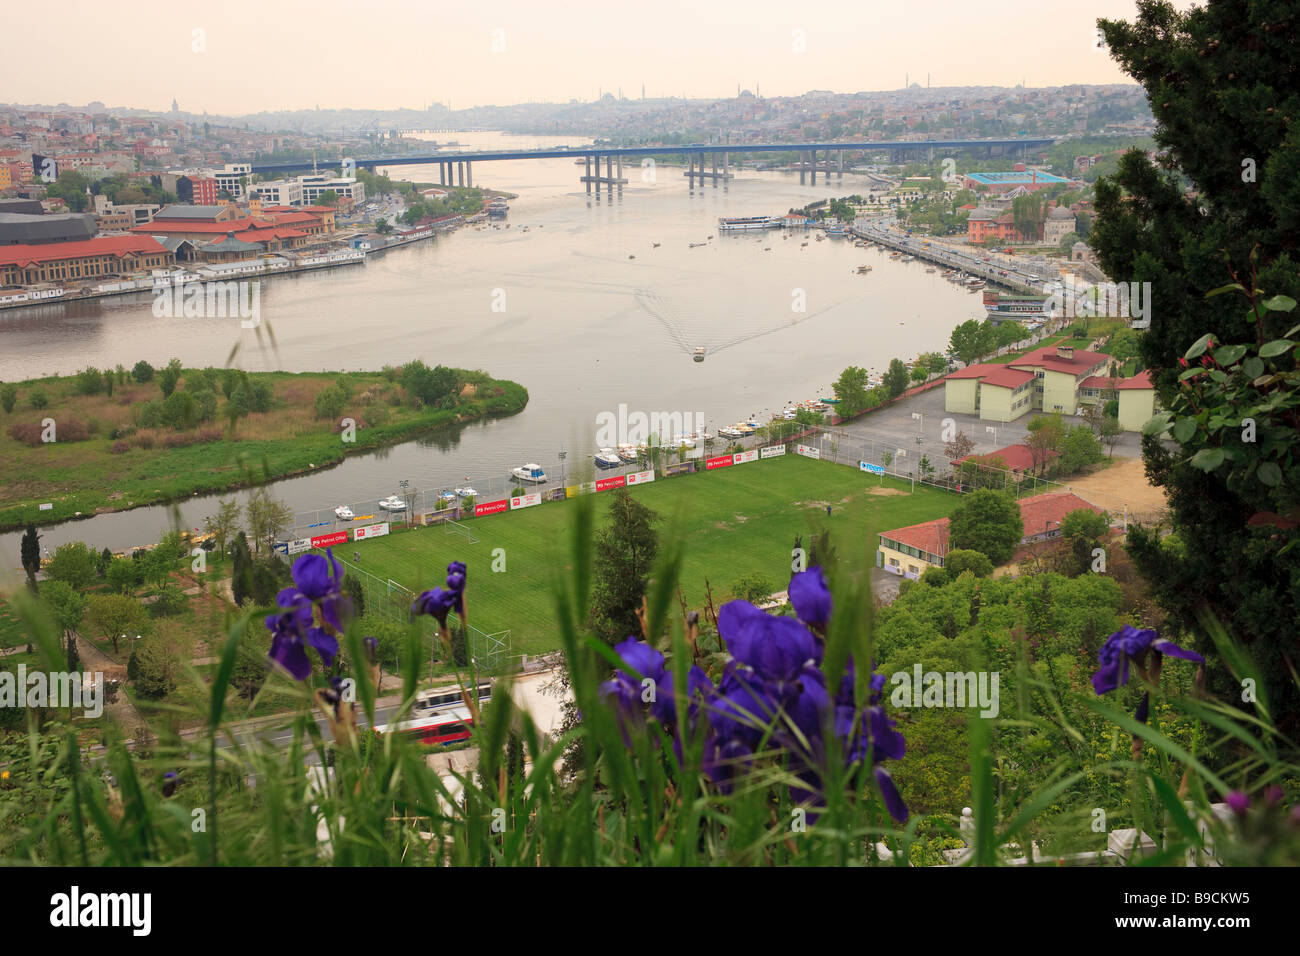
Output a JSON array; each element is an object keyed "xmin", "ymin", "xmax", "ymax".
[{"xmin": 0, "ymin": 367, "xmax": 528, "ymax": 532}]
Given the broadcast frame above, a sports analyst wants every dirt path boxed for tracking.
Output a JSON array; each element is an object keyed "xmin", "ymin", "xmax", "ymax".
[
  {"xmin": 73, "ymin": 631, "xmax": 149, "ymax": 737},
  {"xmin": 1061, "ymin": 457, "xmax": 1168, "ymax": 522}
]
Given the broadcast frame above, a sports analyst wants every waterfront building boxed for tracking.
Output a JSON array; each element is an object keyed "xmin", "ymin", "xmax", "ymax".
[{"xmin": 0, "ymin": 235, "xmax": 172, "ymax": 285}]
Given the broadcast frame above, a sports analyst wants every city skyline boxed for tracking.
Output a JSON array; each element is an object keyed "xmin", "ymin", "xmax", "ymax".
[{"xmin": 2, "ymin": 0, "xmax": 1197, "ymax": 116}]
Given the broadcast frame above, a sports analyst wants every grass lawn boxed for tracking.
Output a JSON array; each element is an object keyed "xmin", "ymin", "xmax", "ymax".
[{"xmin": 347, "ymin": 455, "xmax": 960, "ymax": 656}]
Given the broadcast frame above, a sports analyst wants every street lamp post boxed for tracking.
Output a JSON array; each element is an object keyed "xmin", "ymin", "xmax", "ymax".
[{"xmin": 558, "ymin": 450, "xmax": 567, "ymax": 491}]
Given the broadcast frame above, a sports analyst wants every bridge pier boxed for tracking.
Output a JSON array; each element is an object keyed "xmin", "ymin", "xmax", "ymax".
[
  {"xmin": 800, "ymin": 151, "xmax": 806, "ymax": 185},
  {"xmin": 466, "ymin": 162, "xmax": 472, "ymax": 188},
  {"xmin": 811, "ymin": 150, "xmax": 817, "ymax": 186},
  {"xmin": 838, "ymin": 149, "xmax": 843, "ymax": 180},
  {"xmin": 579, "ymin": 153, "xmax": 628, "ymax": 191},
  {"xmin": 723, "ymin": 151, "xmax": 730, "ymax": 189},
  {"xmin": 712, "ymin": 152, "xmax": 718, "ymax": 187}
]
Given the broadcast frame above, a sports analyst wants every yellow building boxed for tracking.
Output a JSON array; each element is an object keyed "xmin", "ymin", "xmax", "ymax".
[
  {"xmin": 1116, "ymin": 370, "xmax": 1156, "ymax": 431},
  {"xmin": 943, "ymin": 345, "xmax": 1112, "ymax": 421},
  {"xmin": 877, "ymin": 492, "xmax": 1108, "ymax": 577}
]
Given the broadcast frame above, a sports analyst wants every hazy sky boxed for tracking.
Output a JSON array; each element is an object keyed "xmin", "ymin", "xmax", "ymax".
[{"xmin": 5, "ymin": 0, "xmax": 1197, "ymax": 115}]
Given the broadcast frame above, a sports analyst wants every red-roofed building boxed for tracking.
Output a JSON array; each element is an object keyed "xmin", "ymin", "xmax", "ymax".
[
  {"xmin": 877, "ymin": 492, "xmax": 1107, "ymax": 577},
  {"xmin": 1115, "ymin": 369, "xmax": 1157, "ymax": 431},
  {"xmin": 945, "ymin": 344, "xmax": 1113, "ymax": 422},
  {"xmin": 955, "ymin": 443, "xmax": 1058, "ymax": 478},
  {"xmin": 0, "ymin": 236, "xmax": 172, "ymax": 285}
]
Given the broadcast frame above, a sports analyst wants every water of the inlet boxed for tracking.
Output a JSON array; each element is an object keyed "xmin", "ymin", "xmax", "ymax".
[{"xmin": 0, "ymin": 132, "xmax": 982, "ymax": 554}]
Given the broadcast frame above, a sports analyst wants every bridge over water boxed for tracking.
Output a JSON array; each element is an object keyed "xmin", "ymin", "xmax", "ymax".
[{"xmin": 248, "ymin": 138, "xmax": 1054, "ymax": 193}]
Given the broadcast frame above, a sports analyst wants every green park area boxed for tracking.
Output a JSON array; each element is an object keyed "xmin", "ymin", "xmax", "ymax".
[
  {"xmin": 0, "ymin": 362, "xmax": 526, "ymax": 532},
  {"xmin": 347, "ymin": 454, "xmax": 959, "ymax": 656}
]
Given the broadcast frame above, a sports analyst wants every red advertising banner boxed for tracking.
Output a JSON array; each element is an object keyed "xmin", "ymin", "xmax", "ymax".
[
  {"xmin": 310, "ymin": 531, "xmax": 349, "ymax": 549},
  {"xmin": 475, "ymin": 499, "xmax": 509, "ymax": 517},
  {"xmin": 706, "ymin": 455, "xmax": 734, "ymax": 470},
  {"xmin": 595, "ymin": 475, "xmax": 626, "ymax": 492}
]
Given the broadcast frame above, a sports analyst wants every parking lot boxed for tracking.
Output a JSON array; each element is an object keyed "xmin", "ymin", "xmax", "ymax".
[{"xmin": 825, "ymin": 380, "xmax": 1145, "ymax": 475}]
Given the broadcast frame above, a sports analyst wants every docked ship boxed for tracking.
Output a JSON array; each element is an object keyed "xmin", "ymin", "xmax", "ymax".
[
  {"xmin": 983, "ymin": 290, "xmax": 1054, "ymax": 324},
  {"xmin": 718, "ymin": 216, "xmax": 782, "ymax": 231}
]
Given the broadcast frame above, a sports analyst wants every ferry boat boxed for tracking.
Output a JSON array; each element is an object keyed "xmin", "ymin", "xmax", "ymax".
[
  {"xmin": 718, "ymin": 216, "xmax": 782, "ymax": 231},
  {"xmin": 824, "ymin": 224, "xmax": 847, "ymax": 238},
  {"xmin": 594, "ymin": 448, "xmax": 623, "ymax": 469},
  {"xmin": 693, "ymin": 346, "xmax": 707, "ymax": 362},
  {"xmin": 512, "ymin": 463, "xmax": 548, "ymax": 483},
  {"xmin": 983, "ymin": 290, "xmax": 1053, "ymax": 322}
]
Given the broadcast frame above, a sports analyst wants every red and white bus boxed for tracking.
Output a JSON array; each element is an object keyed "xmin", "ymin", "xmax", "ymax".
[{"xmin": 374, "ymin": 705, "xmax": 475, "ymax": 747}]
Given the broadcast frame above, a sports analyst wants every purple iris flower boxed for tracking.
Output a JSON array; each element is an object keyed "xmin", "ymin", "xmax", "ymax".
[
  {"xmin": 709, "ymin": 663, "xmax": 780, "ymax": 750},
  {"xmin": 789, "ymin": 566, "xmax": 832, "ymax": 629},
  {"xmin": 411, "ymin": 587, "xmax": 457, "ymax": 624},
  {"xmin": 1091, "ymin": 625, "xmax": 1204, "ymax": 695},
  {"xmin": 702, "ymin": 736, "xmax": 755, "ymax": 795},
  {"xmin": 265, "ymin": 602, "xmax": 338, "ymax": 681},
  {"xmin": 280, "ymin": 549, "xmax": 350, "ymax": 631},
  {"xmin": 719, "ymin": 599, "xmax": 822, "ymax": 681},
  {"xmin": 413, "ymin": 561, "xmax": 469, "ymax": 623},
  {"xmin": 599, "ymin": 637, "xmax": 675, "ymax": 731},
  {"xmin": 1225, "ymin": 791, "xmax": 1250, "ymax": 817},
  {"xmin": 873, "ymin": 766, "xmax": 909, "ymax": 823}
]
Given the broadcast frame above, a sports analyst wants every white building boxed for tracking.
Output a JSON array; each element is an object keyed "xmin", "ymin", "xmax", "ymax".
[
  {"xmin": 247, "ymin": 178, "xmax": 304, "ymax": 206},
  {"xmin": 297, "ymin": 174, "xmax": 366, "ymax": 204},
  {"xmin": 213, "ymin": 163, "xmax": 252, "ymax": 199}
]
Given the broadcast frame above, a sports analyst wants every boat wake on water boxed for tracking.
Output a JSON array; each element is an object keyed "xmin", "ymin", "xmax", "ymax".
[{"xmin": 632, "ymin": 288, "xmax": 850, "ymax": 359}]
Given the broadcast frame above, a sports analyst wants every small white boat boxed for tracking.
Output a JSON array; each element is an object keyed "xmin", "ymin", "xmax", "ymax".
[
  {"xmin": 437, "ymin": 491, "xmax": 458, "ymax": 504},
  {"xmin": 378, "ymin": 495, "xmax": 406, "ymax": 511},
  {"xmin": 594, "ymin": 448, "xmax": 622, "ymax": 469},
  {"xmin": 693, "ymin": 347, "xmax": 706, "ymax": 363},
  {"xmin": 617, "ymin": 443, "xmax": 640, "ymax": 462},
  {"xmin": 512, "ymin": 463, "xmax": 547, "ymax": 483},
  {"xmin": 454, "ymin": 487, "xmax": 479, "ymax": 498},
  {"xmin": 718, "ymin": 425, "xmax": 745, "ymax": 439},
  {"xmin": 334, "ymin": 505, "xmax": 355, "ymax": 520}
]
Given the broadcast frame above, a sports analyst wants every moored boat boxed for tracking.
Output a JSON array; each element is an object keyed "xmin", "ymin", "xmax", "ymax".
[
  {"xmin": 512, "ymin": 463, "xmax": 547, "ymax": 483},
  {"xmin": 718, "ymin": 216, "xmax": 782, "ymax": 231}
]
